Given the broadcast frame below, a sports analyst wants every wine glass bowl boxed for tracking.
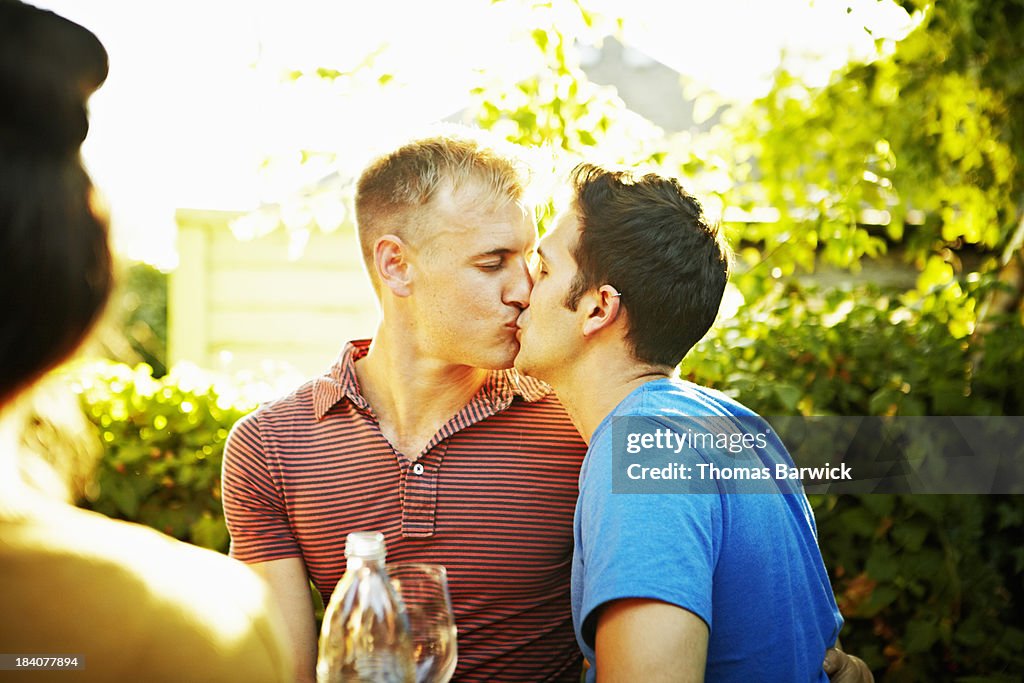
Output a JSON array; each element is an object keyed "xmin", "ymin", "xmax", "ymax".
[{"xmin": 387, "ymin": 563, "xmax": 458, "ymax": 683}]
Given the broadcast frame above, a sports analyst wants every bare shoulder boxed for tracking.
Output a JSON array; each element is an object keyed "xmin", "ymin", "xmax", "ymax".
[{"xmin": 2, "ymin": 503, "xmax": 292, "ymax": 681}]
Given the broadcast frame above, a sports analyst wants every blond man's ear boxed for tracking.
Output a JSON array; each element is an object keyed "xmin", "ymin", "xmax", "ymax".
[{"xmin": 373, "ymin": 235, "xmax": 413, "ymax": 297}]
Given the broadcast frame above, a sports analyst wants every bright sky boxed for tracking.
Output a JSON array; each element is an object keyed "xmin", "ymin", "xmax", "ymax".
[
  {"xmin": 33, "ymin": 0, "xmax": 916, "ymax": 269},
  {"xmin": 608, "ymin": 0, "xmax": 916, "ymax": 97}
]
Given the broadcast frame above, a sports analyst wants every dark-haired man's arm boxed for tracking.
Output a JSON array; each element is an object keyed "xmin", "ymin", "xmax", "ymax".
[
  {"xmin": 593, "ymin": 598, "xmax": 707, "ymax": 683},
  {"xmin": 592, "ymin": 600, "xmax": 874, "ymax": 683}
]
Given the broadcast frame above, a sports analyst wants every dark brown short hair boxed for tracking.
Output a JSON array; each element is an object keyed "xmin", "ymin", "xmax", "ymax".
[{"xmin": 566, "ymin": 163, "xmax": 731, "ymax": 367}]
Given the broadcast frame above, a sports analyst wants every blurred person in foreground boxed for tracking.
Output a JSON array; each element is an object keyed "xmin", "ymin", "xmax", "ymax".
[
  {"xmin": 222, "ymin": 129, "xmax": 871, "ymax": 682},
  {"xmin": 0, "ymin": 2, "xmax": 291, "ymax": 680},
  {"xmin": 514, "ymin": 163, "xmax": 868, "ymax": 681}
]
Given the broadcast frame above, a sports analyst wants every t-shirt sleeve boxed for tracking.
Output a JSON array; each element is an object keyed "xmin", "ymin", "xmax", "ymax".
[
  {"xmin": 221, "ymin": 411, "xmax": 302, "ymax": 563},
  {"xmin": 577, "ymin": 422, "xmax": 721, "ymax": 649}
]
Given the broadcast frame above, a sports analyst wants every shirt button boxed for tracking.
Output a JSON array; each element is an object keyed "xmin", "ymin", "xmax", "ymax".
[{"xmin": 412, "ymin": 463, "xmax": 425, "ymax": 476}]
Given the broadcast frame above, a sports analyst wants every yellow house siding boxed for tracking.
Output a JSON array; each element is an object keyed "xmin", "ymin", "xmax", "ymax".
[{"xmin": 170, "ymin": 209, "xmax": 378, "ymax": 377}]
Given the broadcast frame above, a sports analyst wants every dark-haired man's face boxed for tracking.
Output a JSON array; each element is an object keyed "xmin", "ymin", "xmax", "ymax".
[{"xmin": 514, "ymin": 208, "xmax": 584, "ymax": 383}]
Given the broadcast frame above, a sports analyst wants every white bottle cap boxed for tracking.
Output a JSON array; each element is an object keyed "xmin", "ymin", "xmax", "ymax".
[{"xmin": 345, "ymin": 531, "xmax": 386, "ymax": 561}]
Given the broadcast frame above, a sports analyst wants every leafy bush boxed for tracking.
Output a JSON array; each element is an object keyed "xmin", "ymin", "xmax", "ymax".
[
  {"xmin": 116, "ymin": 262, "xmax": 169, "ymax": 377},
  {"xmin": 811, "ymin": 494, "xmax": 1024, "ymax": 681},
  {"xmin": 686, "ymin": 281, "xmax": 1024, "ymax": 417},
  {"xmin": 69, "ymin": 360, "xmax": 259, "ymax": 553},
  {"xmin": 91, "ymin": 262, "xmax": 169, "ymax": 377},
  {"xmin": 685, "ymin": 282, "xmax": 1024, "ymax": 680}
]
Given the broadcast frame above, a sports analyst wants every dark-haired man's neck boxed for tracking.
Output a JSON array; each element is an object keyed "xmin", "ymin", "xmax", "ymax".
[
  {"xmin": 355, "ymin": 324, "xmax": 488, "ymax": 461},
  {"xmin": 547, "ymin": 347, "xmax": 672, "ymax": 445}
]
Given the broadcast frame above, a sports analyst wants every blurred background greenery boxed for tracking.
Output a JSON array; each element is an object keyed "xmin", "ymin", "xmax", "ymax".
[{"xmin": 18, "ymin": 0, "xmax": 1024, "ymax": 680}]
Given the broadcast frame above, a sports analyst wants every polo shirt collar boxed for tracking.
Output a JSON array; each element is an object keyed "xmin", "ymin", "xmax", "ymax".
[{"xmin": 311, "ymin": 339, "xmax": 552, "ymax": 421}]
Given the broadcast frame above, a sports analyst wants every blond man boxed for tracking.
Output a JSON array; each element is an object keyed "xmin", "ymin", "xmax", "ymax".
[{"xmin": 223, "ymin": 131, "xmax": 587, "ymax": 682}]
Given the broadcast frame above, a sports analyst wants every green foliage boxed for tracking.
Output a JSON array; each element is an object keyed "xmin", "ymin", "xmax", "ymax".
[
  {"xmin": 471, "ymin": 0, "xmax": 672, "ymax": 230},
  {"xmin": 700, "ymin": 9, "xmax": 1024, "ymax": 673},
  {"xmin": 811, "ymin": 494, "xmax": 1024, "ymax": 681},
  {"xmin": 684, "ymin": 283, "xmax": 1024, "ymax": 679},
  {"xmin": 721, "ymin": 0, "xmax": 1024, "ymax": 345},
  {"xmin": 474, "ymin": 1, "xmax": 628, "ymax": 153},
  {"xmin": 70, "ymin": 361, "xmax": 258, "ymax": 553},
  {"xmin": 117, "ymin": 262, "xmax": 169, "ymax": 377},
  {"xmin": 95, "ymin": 262, "xmax": 169, "ymax": 377},
  {"xmin": 726, "ymin": 0, "xmax": 1022, "ymax": 266},
  {"xmin": 686, "ymin": 281, "xmax": 1024, "ymax": 417}
]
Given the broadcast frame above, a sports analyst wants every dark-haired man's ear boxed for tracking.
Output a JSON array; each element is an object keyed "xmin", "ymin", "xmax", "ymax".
[
  {"xmin": 582, "ymin": 285, "xmax": 622, "ymax": 338},
  {"xmin": 374, "ymin": 235, "xmax": 413, "ymax": 297}
]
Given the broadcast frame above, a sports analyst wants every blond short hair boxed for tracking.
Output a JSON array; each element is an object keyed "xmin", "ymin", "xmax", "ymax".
[{"xmin": 354, "ymin": 128, "xmax": 530, "ymax": 284}]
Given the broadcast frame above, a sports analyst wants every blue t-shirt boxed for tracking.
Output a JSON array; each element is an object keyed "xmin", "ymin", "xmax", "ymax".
[{"xmin": 572, "ymin": 378, "xmax": 842, "ymax": 682}]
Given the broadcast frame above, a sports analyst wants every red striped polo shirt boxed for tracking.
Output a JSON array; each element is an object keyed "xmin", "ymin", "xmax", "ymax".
[{"xmin": 222, "ymin": 340, "xmax": 587, "ymax": 682}]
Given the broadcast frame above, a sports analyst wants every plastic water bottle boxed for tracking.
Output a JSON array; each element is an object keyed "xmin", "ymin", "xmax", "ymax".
[{"xmin": 317, "ymin": 531, "xmax": 415, "ymax": 683}]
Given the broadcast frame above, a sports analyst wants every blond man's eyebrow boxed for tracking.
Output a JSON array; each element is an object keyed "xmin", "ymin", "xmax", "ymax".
[{"xmin": 476, "ymin": 248, "xmax": 515, "ymax": 258}]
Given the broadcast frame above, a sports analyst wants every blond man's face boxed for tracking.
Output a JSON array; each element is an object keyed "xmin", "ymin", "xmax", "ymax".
[{"xmin": 404, "ymin": 186, "xmax": 536, "ymax": 370}]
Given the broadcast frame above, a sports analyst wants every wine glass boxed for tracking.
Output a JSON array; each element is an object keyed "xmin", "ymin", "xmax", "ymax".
[{"xmin": 387, "ymin": 562, "xmax": 458, "ymax": 683}]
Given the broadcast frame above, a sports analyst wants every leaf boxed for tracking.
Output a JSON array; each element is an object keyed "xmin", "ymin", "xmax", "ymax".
[
  {"xmin": 837, "ymin": 506, "xmax": 878, "ymax": 538},
  {"xmin": 865, "ymin": 548, "xmax": 900, "ymax": 581},
  {"xmin": 773, "ymin": 384, "xmax": 802, "ymax": 411},
  {"xmin": 859, "ymin": 584, "xmax": 900, "ymax": 617},
  {"xmin": 102, "ymin": 472, "xmax": 139, "ymax": 518},
  {"xmin": 859, "ymin": 494, "xmax": 896, "ymax": 517},
  {"xmin": 903, "ymin": 619, "xmax": 940, "ymax": 653},
  {"xmin": 531, "ymin": 28, "xmax": 548, "ymax": 53},
  {"xmin": 868, "ymin": 388, "xmax": 899, "ymax": 416},
  {"xmin": 190, "ymin": 513, "xmax": 230, "ymax": 553},
  {"xmin": 891, "ymin": 521, "xmax": 929, "ymax": 552}
]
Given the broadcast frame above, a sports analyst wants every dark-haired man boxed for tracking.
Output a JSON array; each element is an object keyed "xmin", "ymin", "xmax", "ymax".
[{"xmin": 515, "ymin": 163, "xmax": 848, "ymax": 681}]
